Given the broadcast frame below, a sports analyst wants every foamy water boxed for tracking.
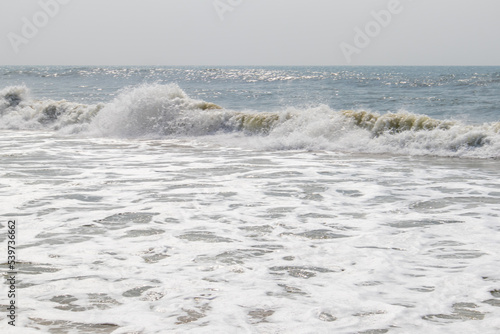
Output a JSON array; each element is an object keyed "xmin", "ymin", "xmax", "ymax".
[
  {"xmin": 1, "ymin": 83, "xmax": 499, "ymax": 159},
  {"xmin": 1, "ymin": 66, "xmax": 500, "ymax": 333}
]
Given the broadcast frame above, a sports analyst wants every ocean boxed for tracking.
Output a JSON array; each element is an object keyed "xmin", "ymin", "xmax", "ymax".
[{"xmin": 1, "ymin": 66, "xmax": 499, "ymax": 333}]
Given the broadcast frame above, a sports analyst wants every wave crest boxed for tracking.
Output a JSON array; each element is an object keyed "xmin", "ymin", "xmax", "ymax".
[
  {"xmin": 342, "ymin": 110, "xmax": 454, "ymax": 135},
  {"xmin": 0, "ymin": 85, "xmax": 30, "ymax": 110},
  {"xmin": 0, "ymin": 85, "xmax": 103, "ymax": 132},
  {"xmin": 0, "ymin": 83, "xmax": 498, "ymax": 158}
]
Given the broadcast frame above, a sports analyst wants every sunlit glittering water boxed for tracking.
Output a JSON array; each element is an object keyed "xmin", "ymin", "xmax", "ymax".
[{"xmin": 1, "ymin": 66, "xmax": 500, "ymax": 333}]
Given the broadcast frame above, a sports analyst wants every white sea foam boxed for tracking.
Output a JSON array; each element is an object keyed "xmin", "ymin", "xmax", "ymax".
[
  {"xmin": 2, "ymin": 67, "xmax": 500, "ymax": 333},
  {"xmin": 0, "ymin": 68, "xmax": 500, "ymax": 334},
  {"xmin": 0, "ymin": 85, "xmax": 103, "ymax": 133},
  {"xmin": 262, "ymin": 106, "xmax": 500, "ymax": 158},
  {"xmin": 1, "ymin": 130, "xmax": 499, "ymax": 333},
  {"xmin": 1, "ymin": 84, "xmax": 499, "ymax": 159}
]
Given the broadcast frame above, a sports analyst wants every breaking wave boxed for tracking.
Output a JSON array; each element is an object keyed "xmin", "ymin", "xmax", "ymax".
[
  {"xmin": 1, "ymin": 84, "xmax": 499, "ymax": 158},
  {"xmin": 0, "ymin": 85, "xmax": 103, "ymax": 133}
]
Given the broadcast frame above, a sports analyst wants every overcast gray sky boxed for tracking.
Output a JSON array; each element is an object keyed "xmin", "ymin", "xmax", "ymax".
[{"xmin": 1, "ymin": 0, "xmax": 499, "ymax": 66}]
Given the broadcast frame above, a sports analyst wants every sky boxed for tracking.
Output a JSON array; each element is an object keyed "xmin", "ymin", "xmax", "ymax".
[{"xmin": 0, "ymin": 0, "xmax": 499, "ymax": 66}]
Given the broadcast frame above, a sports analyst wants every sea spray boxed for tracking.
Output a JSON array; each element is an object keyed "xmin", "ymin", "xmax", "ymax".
[{"xmin": 1, "ymin": 83, "xmax": 499, "ymax": 158}]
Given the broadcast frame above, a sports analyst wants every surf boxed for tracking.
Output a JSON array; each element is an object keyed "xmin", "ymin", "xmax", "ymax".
[{"xmin": 1, "ymin": 83, "xmax": 498, "ymax": 158}]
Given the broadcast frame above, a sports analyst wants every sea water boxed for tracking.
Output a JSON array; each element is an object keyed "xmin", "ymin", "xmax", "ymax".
[{"xmin": 0, "ymin": 66, "xmax": 499, "ymax": 333}]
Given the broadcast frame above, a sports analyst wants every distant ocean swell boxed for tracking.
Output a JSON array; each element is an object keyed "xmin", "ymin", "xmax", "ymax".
[{"xmin": 1, "ymin": 84, "xmax": 499, "ymax": 158}]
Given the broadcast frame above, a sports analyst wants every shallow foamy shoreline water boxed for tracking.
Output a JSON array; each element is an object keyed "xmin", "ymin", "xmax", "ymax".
[
  {"xmin": 1, "ymin": 130, "xmax": 500, "ymax": 333},
  {"xmin": 1, "ymin": 66, "xmax": 500, "ymax": 333}
]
